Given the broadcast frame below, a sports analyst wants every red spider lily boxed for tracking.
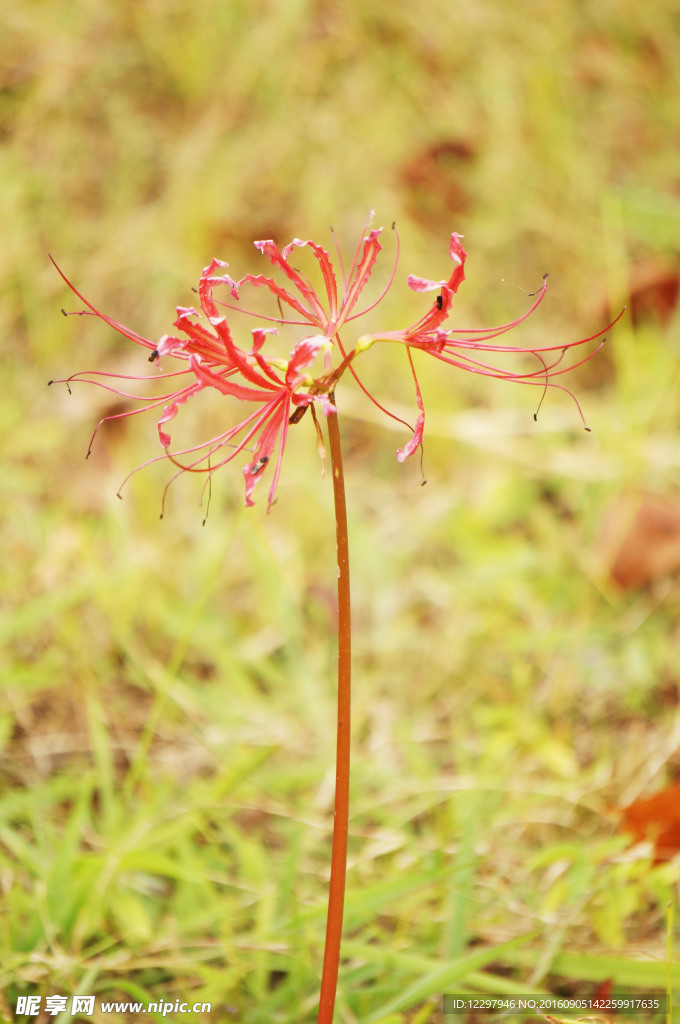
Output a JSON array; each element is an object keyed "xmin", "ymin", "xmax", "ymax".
[
  {"xmin": 51, "ymin": 224, "xmax": 620, "ymax": 510},
  {"xmin": 50, "ymin": 264, "xmax": 341, "ymax": 511},
  {"xmin": 211, "ymin": 228, "xmax": 386, "ymax": 337},
  {"xmin": 48, "ymin": 218, "xmax": 390, "ymax": 510},
  {"xmin": 361, "ymin": 232, "xmax": 625, "ymax": 455}
]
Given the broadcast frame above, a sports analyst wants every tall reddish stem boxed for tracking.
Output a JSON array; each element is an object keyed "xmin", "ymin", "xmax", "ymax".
[{"xmin": 317, "ymin": 395, "xmax": 351, "ymax": 1024}]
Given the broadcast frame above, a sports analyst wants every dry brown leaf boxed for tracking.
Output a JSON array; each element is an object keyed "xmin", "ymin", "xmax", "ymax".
[{"xmin": 600, "ymin": 492, "xmax": 680, "ymax": 589}]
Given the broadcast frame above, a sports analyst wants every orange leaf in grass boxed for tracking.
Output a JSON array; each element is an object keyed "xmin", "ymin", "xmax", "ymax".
[
  {"xmin": 620, "ymin": 785, "xmax": 680, "ymax": 861},
  {"xmin": 592, "ymin": 978, "xmax": 613, "ymax": 1001},
  {"xmin": 602, "ymin": 492, "xmax": 680, "ymax": 589}
]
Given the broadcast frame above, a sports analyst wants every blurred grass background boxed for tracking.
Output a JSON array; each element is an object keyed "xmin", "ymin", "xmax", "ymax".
[{"xmin": 2, "ymin": 0, "xmax": 680, "ymax": 1021}]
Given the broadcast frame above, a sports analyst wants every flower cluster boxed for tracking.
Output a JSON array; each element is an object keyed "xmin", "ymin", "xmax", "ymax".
[{"xmin": 51, "ymin": 219, "xmax": 620, "ymax": 510}]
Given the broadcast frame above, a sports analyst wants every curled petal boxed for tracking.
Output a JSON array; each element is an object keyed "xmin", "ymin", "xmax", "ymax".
[
  {"xmin": 396, "ymin": 349, "xmax": 425, "ymax": 462},
  {"xmin": 447, "ymin": 232, "xmax": 467, "ymax": 293},
  {"xmin": 406, "ymin": 234, "xmax": 466, "ymax": 295},
  {"xmin": 243, "ymin": 445, "xmax": 275, "ymax": 505},
  {"xmin": 198, "ymin": 258, "xmax": 232, "ymax": 318},
  {"xmin": 158, "ymin": 386, "xmax": 201, "ymax": 447},
  {"xmin": 168, "ymin": 315, "xmax": 230, "ymax": 364},
  {"xmin": 242, "ymin": 396, "xmax": 287, "ymax": 508},
  {"xmin": 205, "ymin": 315, "xmax": 278, "ymax": 389},
  {"xmin": 340, "ymin": 229, "xmax": 384, "ymax": 319},
  {"xmin": 157, "ymin": 334, "xmax": 187, "ymax": 358},
  {"xmin": 396, "ymin": 412, "xmax": 424, "ymax": 463},
  {"xmin": 222, "ymin": 269, "xmax": 319, "ymax": 324},
  {"xmin": 254, "ymin": 239, "xmax": 325, "ymax": 320},
  {"xmin": 280, "ymin": 238, "xmax": 339, "ymax": 313},
  {"xmin": 250, "ymin": 327, "xmax": 278, "ymax": 352},
  {"xmin": 286, "ymin": 334, "xmax": 328, "ymax": 387},
  {"xmin": 402, "ymin": 233, "xmax": 467, "ymax": 335},
  {"xmin": 174, "ymin": 306, "xmax": 201, "ymax": 322},
  {"xmin": 407, "ymin": 274, "xmax": 447, "ymax": 293},
  {"xmin": 249, "ymin": 328, "xmax": 285, "ymax": 385}
]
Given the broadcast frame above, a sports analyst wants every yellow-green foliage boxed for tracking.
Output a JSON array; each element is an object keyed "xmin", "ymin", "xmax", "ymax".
[{"xmin": 2, "ymin": 1, "xmax": 680, "ymax": 1021}]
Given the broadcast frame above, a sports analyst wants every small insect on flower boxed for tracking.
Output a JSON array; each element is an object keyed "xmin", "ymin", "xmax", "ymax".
[
  {"xmin": 249, "ymin": 455, "xmax": 270, "ymax": 474},
  {"xmin": 148, "ymin": 349, "xmax": 159, "ymax": 362},
  {"xmin": 436, "ymin": 294, "xmax": 443, "ymax": 310}
]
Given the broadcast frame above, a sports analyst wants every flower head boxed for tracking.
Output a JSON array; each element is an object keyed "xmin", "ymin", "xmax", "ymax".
[
  {"xmin": 49, "ymin": 216, "xmax": 388, "ymax": 511},
  {"xmin": 51, "ymin": 221, "xmax": 620, "ymax": 511},
  {"xmin": 361, "ymin": 233, "xmax": 624, "ymax": 453}
]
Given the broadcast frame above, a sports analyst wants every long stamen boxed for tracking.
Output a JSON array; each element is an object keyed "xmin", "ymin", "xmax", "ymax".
[
  {"xmin": 215, "ymin": 298, "xmax": 312, "ymax": 327},
  {"xmin": 85, "ymin": 389, "xmax": 199, "ymax": 458},
  {"xmin": 50, "ymin": 256, "xmax": 155, "ymax": 350},
  {"xmin": 333, "ymin": 333, "xmax": 415, "ymax": 435},
  {"xmin": 330, "ymin": 225, "xmax": 348, "ymax": 295},
  {"xmin": 343, "ymin": 209, "xmax": 375, "ymax": 291}
]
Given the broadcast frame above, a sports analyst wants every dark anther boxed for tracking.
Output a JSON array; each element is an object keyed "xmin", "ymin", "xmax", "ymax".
[{"xmin": 529, "ymin": 274, "xmax": 550, "ymax": 297}]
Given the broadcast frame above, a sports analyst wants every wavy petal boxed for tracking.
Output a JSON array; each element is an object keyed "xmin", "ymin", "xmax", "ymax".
[
  {"xmin": 281, "ymin": 238, "xmax": 339, "ymax": 314},
  {"xmin": 340, "ymin": 229, "xmax": 383, "ymax": 321},
  {"xmin": 396, "ymin": 349, "xmax": 425, "ymax": 462}
]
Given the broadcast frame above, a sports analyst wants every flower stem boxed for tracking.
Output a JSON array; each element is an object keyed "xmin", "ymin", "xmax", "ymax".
[{"xmin": 317, "ymin": 393, "xmax": 351, "ymax": 1024}]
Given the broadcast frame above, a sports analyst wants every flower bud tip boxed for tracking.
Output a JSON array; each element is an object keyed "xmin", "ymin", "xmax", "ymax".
[{"xmin": 356, "ymin": 335, "xmax": 375, "ymax": 354}]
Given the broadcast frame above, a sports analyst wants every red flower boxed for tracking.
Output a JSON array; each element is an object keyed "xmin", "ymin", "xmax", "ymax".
[
  {"xmin": 360, "ymin": 233, "xmax": 624, "ymax": 454},
  {"xmin": 51, "ymin": 224, "xmax": 620, "ymax": 510},
  {"xmin": 49, "ymin": 218, "xmax": 388, "ymax": 510}
]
